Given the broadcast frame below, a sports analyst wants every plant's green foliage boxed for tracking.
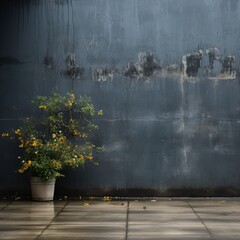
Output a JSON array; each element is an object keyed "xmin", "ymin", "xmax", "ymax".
[{"xmin": 5, "ymin": 92, "xmax": 104, "ymax": 181}]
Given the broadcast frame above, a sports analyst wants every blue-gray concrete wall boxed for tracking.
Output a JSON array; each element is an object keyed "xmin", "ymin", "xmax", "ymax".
[{"xmin": 1, "ymin": 0, "xmax": 240, "ymax": 197}]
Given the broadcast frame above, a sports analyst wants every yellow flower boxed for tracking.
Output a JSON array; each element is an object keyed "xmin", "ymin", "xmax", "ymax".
[
  {"xmin": 52, "ymin": 160, "xmax": 62, "ymax": 169},
  {"xmin": 98, "ymin": 110, "xmax": 103, "ymax": 116},
  {"xmin": 32, "ymin": 140, "xmax": 38, "ymax": 147},
  {"xmin": 103, "ymin": 196, "xmax": 112, "ymax": 201},
  {"xmin": 58, "ymin": 136, "xmax": 66, "ymax": 142},
  {"xmin": 1, "ymin": 132, "xmax": 9, "ymax": 137},
  {"xmin": 27, "ymin": 160, "xmax": 32, "ymax": 165},
  {"xmin": 73, "ymin": 130, "xmax": 80, "ymax": 136},
  {"xmin": 69, "ymin": 92, "xmax": 75, "ymax": 99},
  {"xmin": 14, "ymin": 129, "xmax": 21, "ymax": 135},
  {"xmin": 52, "ymin": 133, "xmax": 56, "ymax": 139},
  {"xmin": 65, "ymin": 101, "xmax": 73, "ymax": 108},
  {"xmin": 19, "ymin": 143, "xmax": 24, "ymax": 148},
  {"xmin": 87, "ymin": 155, "xmax": 93, "ymax": 160},
  {"xmin": 82, "ymin": 133, "xmax": 88, "ymax": 138},
  {"xmin": 18, "ymin": 162, "xmax": 29, "ymax": 174},
  {"xmin": 39, "ymin": 105, "xmax": 47, "ymax": 110},
  {"xmin": 89, "ymin": 196, "xmax": 96, "ymax": 200}
]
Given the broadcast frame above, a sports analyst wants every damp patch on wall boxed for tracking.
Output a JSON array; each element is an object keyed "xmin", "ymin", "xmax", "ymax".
[
  {"xmin": 43, "ymin": 56, "xmax": 56, "ymax": 70},
  {"xmin": 182, "ymin": 48, "xmax": 236, "ymax": 80},
  {"xmin": 156, "ymin": 63, "xmax": 181, "ymax": 78},
  {"xmin": 206, "ymin": 48, "xmax": 221, "ymax": 70},
  {"xmin": 220, "ymin": 56, "xmax": 236, "ymax": 79},
  {"xmin": 166, "ymin": 64, "xmax": 181, "ymax": 73},
  {"xmin": 182, "ymin": 50, "xmax": 203, "ymax": 78},
  {"xmin": 0, "ymin": 56, "xmax": 22, "ymax": 67},
  {"xmin": 40, "ymin": 49, "xmax": 236, "ymax": 83},
  {"xmin": 64, "ymin": 53, "xmax": 84, "ymax": 79},
  {"xmin": 92, "ymin": 67, "xmax": 116, "ymax": 82},
  {"xmin": 124, "ymin": 52, "xmax": 161, "ymax": 80}
]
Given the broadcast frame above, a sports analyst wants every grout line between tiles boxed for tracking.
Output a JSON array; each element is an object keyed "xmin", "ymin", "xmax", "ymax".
[
  {"xmin": 186, "ymin": 201, "xmax": 215, "ymax": 239},
  {"xmin": 35, "ymin": 201, "xmax": 69, "ymax": 240}
]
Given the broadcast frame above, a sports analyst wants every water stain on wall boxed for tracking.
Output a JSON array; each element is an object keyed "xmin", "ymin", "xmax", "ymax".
[
  {"xmin": 167, "ymin": 64, "xmax": 180, "ymax": 73},
  {"xmin": 92, "ymin": 67, "xmax": 116, "ymax": 82},
  {"xmin": 43, "ymin": 56, "xmax": 56, "ymax": 70},
  {"xmin": 206, "ymin": 48, "xmax": 221, "ymax": 70},
  {"xmin": 182, "ymin": 48, "xmax": 236, "ymax": 80},
  {"xmin": 182, "ymin": 50, "xmax": 204, "ymax": 78},
  {"xmin": 44, "ymin": 49, "xmax": 236, "ymax": 83},
  {"xmin": 124, "ymin": 52, "xmax": 161, "ymax": 80},
  {"xmin": 0, "ymin": 56, "xmax": 22, "ymax": 67},
  {"xmin": 64, "ymin": 53, "xmax": 84, "ymax": 79},
  {"xmin": 221, "ymin": 56, "xmax": 235, "ymax": 77}
]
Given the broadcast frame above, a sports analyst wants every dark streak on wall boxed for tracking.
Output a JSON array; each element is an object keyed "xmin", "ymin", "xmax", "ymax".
[
  {"xmin": 124, "ymin": 52, "xmax": 161, "ymax": 79},
  {"xmin": 0, "ymin": 56, "xmax": 22, "ymax": 67},
  {"xmin": 185, "ymin": 50, "xmax": 203, "ymax": 78},
  {"xmin": 182, "ymin": 48, "xmax": 236, "ymax": 80},
  {"xmin": 222, "ymin": 56, "xmax": 235, "ymax": 76},
  {"xmin": 64, "ymin": 54, "xmax": 84, "ymax": 79},
  {"xmin": 207, "ymin": 48, "xmax": 221, "ymax": 70},
  {"xmin": 43, "ymin": 56, "xmax": 56, "ymax": 70}
]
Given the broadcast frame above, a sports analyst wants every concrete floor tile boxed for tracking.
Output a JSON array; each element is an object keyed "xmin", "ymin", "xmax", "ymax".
[
  {"xmin": 0, "ymin": 225, "xmax": 45, "ymax": 230},
  {"xmin": 0, "ymin": 201, "xmax": 12, "ymax": 209},
  {"xmin": 64, "ymin": 201, "xmax": 127, "ymax": 211},
  {"xmin": 128, "ymin": 222, "xmax": 210, "ymax": 238},
  {"xmin": 0, "ymin": 236, "xmax": 39, "ymax": 240},
  {"xmin": 0, "ymin": 199, "xmax": 240, "ymax": 239},
  {"xmin": 198, "ymin": 214, "xmax": 240, "ymax": 222},
  {"xmin": 39, "ymin": 237, "xmax": 125, "ymax": 240},
  {"xmin": 52, "ymin": 221, "xmax": 125, "ymax": 227},
  {"xmin": 66, "ymin": 201, "xmax": 127, "ymax": 209},
  {"xmin": 41, "ymin": 224, "xmax": 126, "ymax": 238},
  {"xmin": 53, "ymin": 217, "xmax": 126, "ymax": 224},
  {"xmin": 40, "ymin": 233, "xmax": 125, "ymax": 239},
  {"xmin": 47, "ymin": 224, "xmax": 125, "ymax": 230},
  {"xmin": 53, "ymin": 202, "xmax": 127, "ymax": 224},
  {"xmin": 0, "ymin": 220, "xmax": 52, "ymax": 226},
  {"xmin": 130, "ymin": 200, "xmax": 189, "ymax": 207},
  {"xmin": 0, "ymin": 229, "xmax": 42, "ymax": 238},
  {"xmin": 40, "ymin": 225, "xmax": 125, "ymax": 239},
  {"xmin": 203, "ymin": 222, "xmax": 240, "ymax": 239},
  {"xmin": 7, "ymin": 201, "xmax": 65, "ymax": 210},
  {"xmin": 129, "ymin": 201, "xmax": 193, "ymax": 214},
  {"xmin": 128, "ymin": 237, "xmax": 212, "ymax": 240},
  {"xmin": 214, "ymin": 235, "xmax": 240, "ymax": 239},
  {"xmin": 128, "ymin": 213, "xmax": 199, "ymax": 225}
]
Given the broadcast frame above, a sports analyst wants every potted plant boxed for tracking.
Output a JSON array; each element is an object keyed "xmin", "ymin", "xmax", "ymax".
[{"xmin": 2, "ymin": 92, "xmax": 104, "ymax": 201}]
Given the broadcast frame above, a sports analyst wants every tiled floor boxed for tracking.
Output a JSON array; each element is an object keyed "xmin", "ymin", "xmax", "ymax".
[{"xmin": 0, "ymin": 199, "xmax": 240, "ymax": 239}]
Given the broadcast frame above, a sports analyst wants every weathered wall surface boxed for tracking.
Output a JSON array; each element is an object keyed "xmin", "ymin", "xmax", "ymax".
[{"xmin": 1, "ymin": 0, "xmax": 240, "ymax": 197}]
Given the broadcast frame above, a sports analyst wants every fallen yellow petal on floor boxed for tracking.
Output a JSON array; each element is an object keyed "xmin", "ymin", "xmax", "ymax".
[
  {"xmin": 218, "ymin": 200, "xmax": 227, "ymax": 205},
  {"xmin": 103, "ymin": 196, "xmax": 112, "ymax": 201}
]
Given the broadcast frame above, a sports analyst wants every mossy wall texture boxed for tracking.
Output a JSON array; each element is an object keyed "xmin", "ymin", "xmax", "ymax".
[{"xmin": 1, "ymin": 0, "xmax": 240, "ymax": 197}]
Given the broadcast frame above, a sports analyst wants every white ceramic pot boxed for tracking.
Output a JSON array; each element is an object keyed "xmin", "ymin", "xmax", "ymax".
[{"xmin": 30, "ymin": 177, "xmax": 56, "ymax": 201}]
